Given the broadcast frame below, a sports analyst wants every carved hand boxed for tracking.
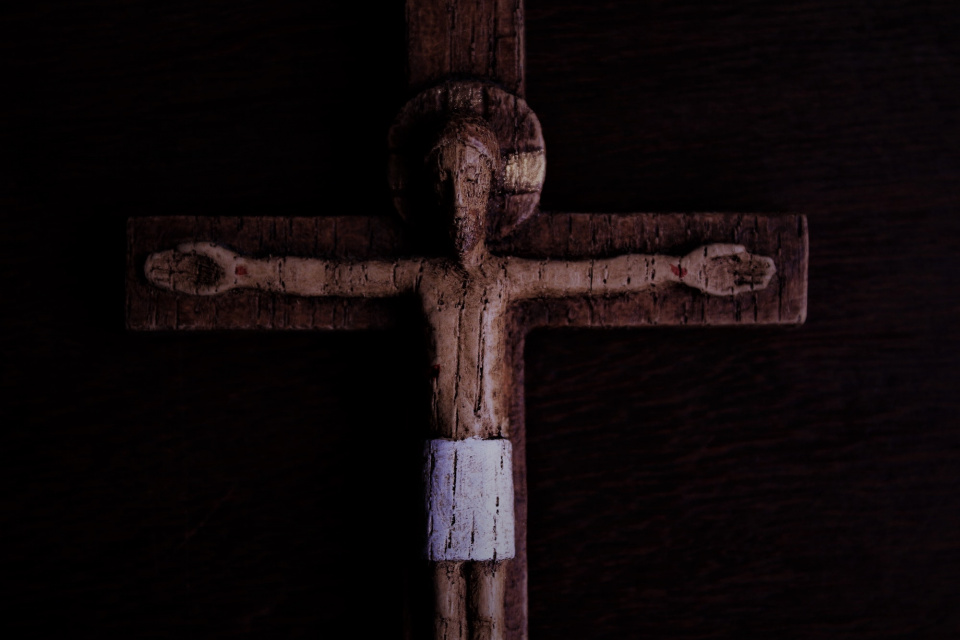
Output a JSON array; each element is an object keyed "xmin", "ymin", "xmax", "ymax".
[
  {"xmin": 680, "ymin": 244, "xmax": 776, "ymax": 296},
  {"xmin": 144, "ymin": 242, "xmax": 239, "ymax": 295}
]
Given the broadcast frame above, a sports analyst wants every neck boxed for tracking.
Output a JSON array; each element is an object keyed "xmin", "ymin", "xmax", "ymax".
[{"xmin": 456, "ymin": 241, "xmax": 488, "ymax": 272}]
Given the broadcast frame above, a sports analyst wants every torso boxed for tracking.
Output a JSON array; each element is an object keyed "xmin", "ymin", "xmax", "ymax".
[{"xmin": 416, "ymin": 258, "xmax": 511, "ymax": 440}]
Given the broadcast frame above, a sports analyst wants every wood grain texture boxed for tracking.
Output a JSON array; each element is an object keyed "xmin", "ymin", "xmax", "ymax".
[
  {"xmin": 407, "ymin": 0, "xmax": 525, "ymax": 96},
  {"xmin": 467, "ymin": 562, "xmax": 507, "ymax": 640},
  {"xmin": 5, "ymin": 1, "xmax": 960, "ymax": 639},
  {"xmin": 521, "ymin": 2, "xmax": 960, "ymax": 638},
  {"xmin": 435, "ymin": 562, "xmax": 468, "ymax": 640}
]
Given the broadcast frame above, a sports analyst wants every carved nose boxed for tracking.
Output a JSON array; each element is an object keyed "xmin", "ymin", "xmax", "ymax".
[{"xmin": 449, "ymin": 146, "xmax": 492, "ymax": 213}]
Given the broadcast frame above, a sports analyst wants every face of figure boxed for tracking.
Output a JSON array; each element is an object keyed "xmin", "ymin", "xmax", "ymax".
[{"xmin": 427, "ymin": 119, "xmax": 500, "ymax": 269}]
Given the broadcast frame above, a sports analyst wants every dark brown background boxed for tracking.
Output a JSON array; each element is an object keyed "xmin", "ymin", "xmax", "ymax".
[{"xmin": 3, "ymin": 0, "xmax": 958, "ymax": 637}]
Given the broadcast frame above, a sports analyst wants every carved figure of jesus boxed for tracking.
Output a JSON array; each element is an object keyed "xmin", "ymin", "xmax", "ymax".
[{"xmin": 144, "ymin": 119, "xmax": 775, "ymax": 639}]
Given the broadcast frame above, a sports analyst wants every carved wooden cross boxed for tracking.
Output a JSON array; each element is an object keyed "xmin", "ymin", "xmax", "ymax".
[{"xmin": 126, "ymin": 2, "xmax": 808, "ymax": 638}]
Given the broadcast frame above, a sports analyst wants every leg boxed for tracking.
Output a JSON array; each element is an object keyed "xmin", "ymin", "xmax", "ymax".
[
  {"xmin": 466, "ymin": 561, "xmax": 507, "ymax": 640},
  {"xmin": 434, "ymin": 561, "xmax": 466, "ymax": 640}
]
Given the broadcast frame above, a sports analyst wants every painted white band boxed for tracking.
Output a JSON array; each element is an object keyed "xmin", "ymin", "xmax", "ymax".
[{"xmin": 424, "ymin": 438, "xmax": 516, "ymax": 562}]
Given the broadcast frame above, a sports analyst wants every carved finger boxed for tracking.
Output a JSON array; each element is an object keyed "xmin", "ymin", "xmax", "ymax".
[
  {"xmin": 704, "ymin": 243, "xmax": 746, "ymax": 258},
  {"xmin": 731, "ymin": 256, "xmax": 776, "ymax": 292}
]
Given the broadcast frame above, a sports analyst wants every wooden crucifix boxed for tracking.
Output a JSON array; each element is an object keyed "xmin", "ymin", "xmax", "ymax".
[{"xmin": 126, "ymin": 1, "xmax": 808, "ymax": 638}]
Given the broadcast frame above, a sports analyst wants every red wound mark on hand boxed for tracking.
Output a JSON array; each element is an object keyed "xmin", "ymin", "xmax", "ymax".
[
  {"xmin": 670, "ymin": 264, "xmax": 688, "ymax": 278},
  {"xmin": 235, "ymin": 265, "xmax": 248, "ymax": 276},
  {"xmin": 430, "ymin": 364, "xmax": 441, "ymax": 379}
]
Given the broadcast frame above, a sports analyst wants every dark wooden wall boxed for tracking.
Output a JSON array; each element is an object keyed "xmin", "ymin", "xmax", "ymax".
[{"xmin": 3, "ymin": 1, "xmax": 958, "ymax": 637}]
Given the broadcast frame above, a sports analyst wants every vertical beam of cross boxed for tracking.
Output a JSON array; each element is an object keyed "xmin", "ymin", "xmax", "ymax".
[{"xmin": 406, "ymin": 0, "xmax": 525, "ymax": 96}]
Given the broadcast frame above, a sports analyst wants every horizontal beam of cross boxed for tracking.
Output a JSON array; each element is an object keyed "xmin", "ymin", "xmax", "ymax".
[{"xmin": 126, "ymin": 213, "xmax": 807, "ymax": 331}]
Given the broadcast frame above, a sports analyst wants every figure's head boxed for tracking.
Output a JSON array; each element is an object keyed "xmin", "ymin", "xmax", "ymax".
[{"xmin": 426, "ymin": 117, "xmax": 500, "ymax": 268}]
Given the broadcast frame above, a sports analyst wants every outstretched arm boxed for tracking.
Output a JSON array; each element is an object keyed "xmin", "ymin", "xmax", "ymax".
[
  {"xmin": 506, "ymin": 243, "xmax": 775, "ymax": 299},
  {"xmin": 144, "ymin": 242, "xmax": 424, "ymax": 297}
]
